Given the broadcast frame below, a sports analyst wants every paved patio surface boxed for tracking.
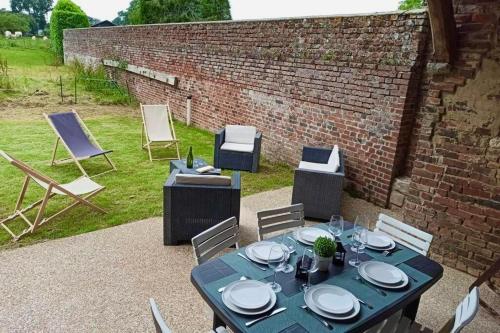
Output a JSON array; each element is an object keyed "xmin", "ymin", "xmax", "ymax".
[{"xmin": 0, "ymin": 187, "xmax": 498, "ymax": 332}]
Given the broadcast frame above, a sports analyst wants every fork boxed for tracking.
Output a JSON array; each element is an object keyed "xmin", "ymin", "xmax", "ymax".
[
  {"xmin": 300, "ymin": 305, "xmax": 334, "ymax": 330},
  {"xmin": 353, "ymin": 275, "xmax": 387, "ymax": 296},
  {"xmin": 383, "ymin": 247, "xmax": 402, "ymax": 256}
]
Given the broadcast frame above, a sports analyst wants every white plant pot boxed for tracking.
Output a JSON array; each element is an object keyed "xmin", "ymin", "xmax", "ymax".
[{"xmin": 318, "ymin": 256, "xmax": 332, "ymax": 271}]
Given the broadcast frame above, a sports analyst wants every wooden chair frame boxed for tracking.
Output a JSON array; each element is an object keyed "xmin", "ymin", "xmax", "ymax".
[
  {"xmin": 44, "ymin": 110, "xmax": 117, "ymax": 178},
  {"xmin": 468, "ymin": 258, "xmax": 500, "ymax": 321},
  {"xmin": 257, "ymin": 203, "xmax": 305, "ymax": 241},
  {"xmin": 140, "ymin": 103, "xmax": 181, "ymax": 162},
  {"xmin": 0, "ymin": 151, "xmax": 106, "ymax": 241}
]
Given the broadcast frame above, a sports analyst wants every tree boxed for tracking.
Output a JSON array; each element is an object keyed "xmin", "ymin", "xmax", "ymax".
[
  {"xmin": 398, "ymin": 0, "xmax": 424, "ymax": 10},
  {"xmin": 112, "ymin": 0, "xmax": 141, "ymax": 25},
  {"xmin": 50, "ymin": 0, "xmax": 89, "ymax": 60},
  {"xmin": 0, "ymin": 10, "xmax": 34, "ymax": 33},
  {"xmin": 10, "ymin": 0, "xmax": 53, "ymax": 32},
  {"xmin": 138, "ymin": 0, "xmax": 231, "ymax": 24}
]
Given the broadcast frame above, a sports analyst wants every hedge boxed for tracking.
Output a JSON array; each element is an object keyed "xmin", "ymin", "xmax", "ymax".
[{"xmin": 50, "ymin": 0, "xmax": 89, "ymax": 60}]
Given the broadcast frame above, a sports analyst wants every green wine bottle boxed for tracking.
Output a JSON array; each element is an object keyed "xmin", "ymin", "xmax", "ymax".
[{"xmin": 186, "ymin": 146, "xmax": 193, "ymax": 169}]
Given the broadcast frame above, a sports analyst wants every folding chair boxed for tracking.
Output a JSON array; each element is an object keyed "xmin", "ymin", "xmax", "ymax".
[
  {"xmin": 140, "ymin": 103, "xmax": 181, "ymax": 162},
  {"xmin": 44, "ymin": 110, "xmax": 117, "ymax": 177},
  {"xmin": 0, "ymin": 150, "xmax": 106, "ymax": 241}
]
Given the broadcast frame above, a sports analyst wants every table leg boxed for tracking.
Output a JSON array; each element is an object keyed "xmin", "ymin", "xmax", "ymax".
[
  {"xmin": 213, "ymin": 312, "xmax": 226, "ymax": 330},
  {"xmin": 403, "ymin": 296, "xmax": 421, "ymax": 321}
]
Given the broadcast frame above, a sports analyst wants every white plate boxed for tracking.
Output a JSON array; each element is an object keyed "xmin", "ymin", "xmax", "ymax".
[
  {"xmin": 304, "ymin": 284, "xmax": 360, "ymax": 320},
  {"xmin": 310, "ymin": 285, "xmax": 354, "ymax": 314},
  {"xmin": 244, "ymin": 242, "xmax": 288, "ymax": 264},
  {"xmin": 222, "ymin": 281, "xmax": 276, "ymax": 315},
  {"xmin": 226, "ymin": 280, "xmax": 271, "ymax": 310},
  {"xmin": 362, "ymin": 261, "xmax": 403, "ymax": 285},
  {"xmin": 366, "ymin": 232, "xmax": 392, "ymax": 248},
  {"xmin": 358, "ymin": 262, "xmax": 409, "ymax": 289},
  {"xmin": 252, "ymin": 242, "xmax": 283, "ymax": 261},
  {"xmin": 294, "ymin": 228, "xmax": 334, "ymax": 245}
]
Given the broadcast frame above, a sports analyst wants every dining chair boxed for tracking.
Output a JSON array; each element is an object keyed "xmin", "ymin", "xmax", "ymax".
[
  {"xmin": 380, "ymin": 287, "xmax": 479, "ymax": 333},
  {"xmin": 191, "ymin": 216, "xmax": 240, "ymax": 265},
  {"xmin": 256, "ymin": 203, "xmax": 305, "ymax": 241},
  {"xmin": 149, "ymin": 298, "xmax": 228, "ymax": 333},
  {"xmin": 468, "ymin": 258, "xmax": 499, "ymax": 320},
  {"xmin": 375, "ymin": 214, "xmax": 433, "ymax": 256}
]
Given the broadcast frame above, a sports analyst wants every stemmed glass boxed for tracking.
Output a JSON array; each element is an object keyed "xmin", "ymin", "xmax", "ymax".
[
  {"xmin": 279, "ymin": 234, "xmax": 295, "ymax": 274},
  {"xmin": 267, "ymin": 244, "xmax": 286, "ymax": 293},
  {"xmin": 328, "ymin": 215, "xmax": 344, "ymax": 237},
  {"xmin": 352, "ymin": 216, "xmax": 366, "ymax": 253},
  {"xmin": 301, "ymin": 249, "xmax": 319, "ymax": 291},
  {"xmin": 349, "ymin": 227, "xmax": 367, "ymax": 267}
]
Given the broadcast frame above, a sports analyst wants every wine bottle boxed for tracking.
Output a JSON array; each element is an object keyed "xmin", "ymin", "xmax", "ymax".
[{"xmin": 186, "ymin": 146, "xmax": 193, "ymax": 168}]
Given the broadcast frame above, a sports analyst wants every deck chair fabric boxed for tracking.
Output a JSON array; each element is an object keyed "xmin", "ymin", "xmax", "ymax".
[
  {"xmin": 141, "ymin": 104, "xmax": 180, "ymax": 161},
  {"xmin": 45, "ymin": 111, "xmax": 116, "ymax": 177},
  {"xmin": 0, "ymin": 150, "xmax": 106, "ymax": 241}
]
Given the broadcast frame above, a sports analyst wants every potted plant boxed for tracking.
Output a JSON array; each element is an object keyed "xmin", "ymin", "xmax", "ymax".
[{"xmin": 313, "ymin": 236, "xmax": 337, "ymax": 271}]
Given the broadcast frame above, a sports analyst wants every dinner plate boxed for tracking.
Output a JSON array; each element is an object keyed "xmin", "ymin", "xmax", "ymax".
[
  {"xmin": 366, "ymin": 232, "xmax": 392, "ymax": 248},
  {"xmin": 222, "ymin": 280, "xmax": 276, "ymax": 315},
  {"xmin": 365, "ymin": 239, "xmax": 396, "ymax": 251},
  {"xmin": 358, "ymin": 262, "xmax": 409, "ymax": 289},
  {"xmin": 310, "ymin": 285, "xmax": 354, "ymax": 314},
  {"xmin": 304, "ymin": 284, "xmax": 360, "ymax": 320},
  {"xmin": 361, "ymin": 261, "xmax": 403, "ymax": 285},
  {"xmin": 252, "ymin": 242, "xmax": 283, "ymax": 261},
  {"xmin": 227, "ymin": 280, "xmax": 271, "ymax": 309},
  {"xmin": 294, "ymin": 228, "xmax": 334, "ymax": 245},
  {"xmin": 245, "ymin": 242, "xmax": 289, "ymax": 264}
]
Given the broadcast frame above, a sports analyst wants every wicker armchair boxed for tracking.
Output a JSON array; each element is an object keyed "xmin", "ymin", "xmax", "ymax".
[
  {"xmin": 291, "ymin": 146, "xmax": 344, "ymax": 220},
  {"xmin": 214, "ymin": 126, "xmax": 262, "ymax": 173},
  {"xmin": 163, "ymin": 169, "xmax": 241, "ymax": 245}
]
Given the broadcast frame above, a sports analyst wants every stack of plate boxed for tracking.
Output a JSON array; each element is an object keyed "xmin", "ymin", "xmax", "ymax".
[
  {"xmin": 222, "ymin": 280, "xmax": 277, "ymax": 315},
  {"xmin": 304, "ymin": 284, "xmax": 360, "ymax": 320},
  {"xmin": 244, "ymin": 241, "xmax": 288, "ymax": 264},
  {"xmin": 358, "ymin": 261, "xmax": 409, "ymax": 289},
  {"xmin": 293, "ymin": 227, "xmax": 334, "ymax": 245},
  {"xmin": 365, "ymin": 231, "xmax": 396, "ymax": 251}
]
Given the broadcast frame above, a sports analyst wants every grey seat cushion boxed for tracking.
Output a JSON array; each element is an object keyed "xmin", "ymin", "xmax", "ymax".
[{"xmin": 175, "ymin": 174, "xmax": 232, "ymax": 186}]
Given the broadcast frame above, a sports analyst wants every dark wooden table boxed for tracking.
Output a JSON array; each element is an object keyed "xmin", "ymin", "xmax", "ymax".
[
  {"xmin": 169, "ymin": 158, "xmax": 221, "ymax": 175},
  {"xmin": 191, "ymin": 224, "xmax": 443, "ymax": 333}
]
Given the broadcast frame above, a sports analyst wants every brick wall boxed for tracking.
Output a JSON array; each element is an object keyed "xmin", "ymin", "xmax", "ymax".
[
  {"xmin": 64, "ymin": 12, "xmax": 429, "ymax": 207},
  {"xmin": 402, "ymin": 0, "xmax": 500, "ymax": 276}
]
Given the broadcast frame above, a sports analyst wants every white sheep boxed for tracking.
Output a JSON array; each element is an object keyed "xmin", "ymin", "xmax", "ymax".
[
  {"xmin": 14, "ymin": 31, "xmax": 22, "ymax": 38},
  {"xmin": 32, "ymin": 36, "xmax": 36, "ymax": 40},
  {"xmin": 4, "ymin": 31, "xmax": 12, "ymax": 38},
  {"xmin": 43, "ymin": 36, "xmax": 48, "ymax": 40}
]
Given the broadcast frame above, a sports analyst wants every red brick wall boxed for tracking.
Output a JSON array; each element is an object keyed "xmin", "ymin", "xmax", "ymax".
[
  {"xmin": 64, "ymin": 12, "xmax": 429, "ymax": 206},
  {"xmin": 402, "ymin": 0, "xmax": 500, "ymax": 276}
]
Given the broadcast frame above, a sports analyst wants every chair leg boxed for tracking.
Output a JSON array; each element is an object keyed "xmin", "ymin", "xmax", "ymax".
[
  {"xmin": 147, "ymin": 142, "xmax": 153, "ymax": 162},
  {"xmin": 175, "ymin": 142, "xmax": 181, "ymax": 160},
  {"xmin": 103, "ymin": 154, "xmax": 117, "ymax": 171},
  {"xmin": 14, "ymin": 176, "xmax": 30, "ymax": 211},
  {"xmin": 50, "ymin": 138, "xmax": 60, "ymax": 166},
  {"xmin": 73, "ymin": 158, "xmax": 89, "ymax": 177},
  {"xmin": 32, "ymin": 186, "xmax": 53, "ymax": 231}
]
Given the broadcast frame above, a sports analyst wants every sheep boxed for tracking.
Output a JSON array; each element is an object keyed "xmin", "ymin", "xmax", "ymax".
[
  {"xmin": 4, "ymin": 31, "xmax": 12, "ymax": 38},
  {"xmin": 14, "ymin": 31, "xmax": 22, "ymax": 38}
]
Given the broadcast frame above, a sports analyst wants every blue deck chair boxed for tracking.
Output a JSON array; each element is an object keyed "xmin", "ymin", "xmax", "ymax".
[{"xmin": 44, "ymin": 110, "xmax": 116, "ymax": 177}]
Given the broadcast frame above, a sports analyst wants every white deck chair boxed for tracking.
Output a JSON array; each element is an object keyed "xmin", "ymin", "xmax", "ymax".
[
  {"xmin": 0, "ymin": 150, "xmax": 106, "ymax": 241},
  {"xmin": 381, "ymin": 287, "xmax": 480, "ymax": 333},
  {"xmin": 375, "ymin": 214, "xmax": 433, "ymax": 256},
  {"xmin": 257, "ymin": 203, "xmax": 304, "ymax": 241},
  {"xmin": 191, "ymin": 217, "xmax": 240, "ymax": 265},
  {"xmin": 141, "ymin": 103, "xmax": 181, "ymax": 161}
]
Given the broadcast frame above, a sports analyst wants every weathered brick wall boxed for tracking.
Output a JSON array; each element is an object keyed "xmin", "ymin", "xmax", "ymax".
[
  {"xmin": 402, "ymin": 0, "xmax": 500, "ymax": 276},
  {"xmin": 64, "ymin": 12, "xmax": 429, "ymax": 207}
]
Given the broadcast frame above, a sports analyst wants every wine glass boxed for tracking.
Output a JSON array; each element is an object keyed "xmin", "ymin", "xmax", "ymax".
[
  {"xmin": 349, "ymin": 227, "xmax": 367, "ymax": 267},
  {"xmin": 328, "ymin": 215, "xmax": 344, "ymax": 237},
  {"xmin": 279, "ymin": 234, "xmax": 295, "ymax": 274},
  {"xmin": 302, "ymin": 251, "xmax": 319, "ymax": 291},
  {"xmin": 267, "ymin": 245, "xmax": 286, "ymax": 293},
  {"xmin": 352, "ymin": 216, "xmax": 366, "ymax": 253}
]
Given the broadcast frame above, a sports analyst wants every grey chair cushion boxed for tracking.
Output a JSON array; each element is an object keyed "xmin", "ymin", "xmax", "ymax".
[
  {"xmin": 225, "ymin": 125, "xmax": 256, "ymax": 145},
  {"xmin": 220, "ymin": 142, "xmax": 254, "ymax": 153},
  {"xmin": 175, "ymin": 174, "xmax": 232, "ymax": 186}
]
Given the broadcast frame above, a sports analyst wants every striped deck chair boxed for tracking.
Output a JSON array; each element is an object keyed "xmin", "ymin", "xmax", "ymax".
[
  {"xmin": 44, "ymin": 110, "xmax": 117, "ymax": 177},
  {"xmin": 0, "ymin": 150, "xmax": 106, "ymax": 241},
  {"xmin": 140, "ymin": 104, "xmax": 180, "ymax": 161}
]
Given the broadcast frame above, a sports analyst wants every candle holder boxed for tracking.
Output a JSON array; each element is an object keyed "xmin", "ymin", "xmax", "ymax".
[{"xmin": 333, "ymin": 237, "xmax": 346, "ymax": 266}]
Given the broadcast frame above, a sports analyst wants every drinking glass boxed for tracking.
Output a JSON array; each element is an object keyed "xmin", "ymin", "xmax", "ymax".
[
  {"xmin": 352, "ymin": 216, "xmax": 366, "ymax": 253},
  {"xmin": 349, "ymin": 227, "xmax": 367, "ymax": 267},
  {"xmin": 279, "ymin": 234, "xmax": 295, "ymax": 274},
  {"xmin": 267, "ymin": 245, "xmax": 286, "ymax": 293},
  {"xmin": 302, "ymin": 251, "xmax": 319, "ymax": 291},
  {"xmin": 328, "ymin": 215, "xmax": 344, "ymax": 237}
]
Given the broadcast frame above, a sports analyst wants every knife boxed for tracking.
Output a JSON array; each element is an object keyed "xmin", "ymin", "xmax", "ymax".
[
  {"xmin": 237, "ymin": 253, "xmax": 267, "ymax": 271},
  {"xmin": 245, "ymin": 307, "xmax": 287, "ymax": 327}
]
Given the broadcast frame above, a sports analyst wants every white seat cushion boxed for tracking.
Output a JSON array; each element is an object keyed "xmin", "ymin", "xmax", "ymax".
[
  {"xmin": 225, "ymin": 125, "xmax": 256, "ymax": 145},
  {"xmin": 220, "ymin": 142, "xmax": 254, "ymax": 153},
  {"xmin": 175, "ymin": 174, "xmax": 232, "ymax": 186},
  {"xmin": 298, "ymin": 161, "xmax": 338, "ymax": 173}
]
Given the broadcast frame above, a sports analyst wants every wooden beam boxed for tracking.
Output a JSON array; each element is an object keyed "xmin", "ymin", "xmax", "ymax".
[{"xmin": 427, "ymin": 0, "xmax": 457, "ymax": 63}]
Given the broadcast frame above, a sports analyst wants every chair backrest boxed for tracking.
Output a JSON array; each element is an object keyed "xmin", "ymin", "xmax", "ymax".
[
  {"xmin": 149, "ymin": 298, "xmax": 172, "ymax": 333},
  {"xmin": 225, "ymin": 125, "xmax": 256, "ymax": 145},
  {"xmin": 141, "ymin": 104, "xmax": 175, "ymax": 141},
  {"xmin": 449, "ymin": 287, "xmax": 480, "ymax": 333},
  {"xmin": 257, "ymin": 203, "xmax": 305, "ymax": 241},
  {"xmin": 375, "ymin": 214, "xmax": 433, "ymax": 256},
  {"xmin": 192, "ymin": 217, "xmax": 239, "ymax": 265},
  {"xmin": 45, "ymin": 111, "xmax": 98, "ymax": 156}
]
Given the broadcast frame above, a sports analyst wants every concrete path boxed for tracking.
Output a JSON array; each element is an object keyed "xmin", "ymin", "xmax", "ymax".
[{"xmin": 0, "ymin": 187, "xmax": 497, "ymax": 332}]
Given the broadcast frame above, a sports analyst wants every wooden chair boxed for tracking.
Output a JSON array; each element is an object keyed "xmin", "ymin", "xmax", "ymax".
[
  {"xmin": 375, "ymin": 214, "xmax": 433, "ymax": 256},
  {"xmin": 469, "ymin": 258, "xmax": 500, "ymax": 320},
  {"xmin": 382, "ymin": 287, "xmax": 480, "ymax": 333},
  {"xmin": 0, "ymin": 150, "xmax": 106, "ymax": 241},
  {"xmin": 191, "ymin": 217, "xmax": 240, "ymax": 265},
  {"xmin": 140, "ymin": 103, "xmax": 180, "ymax": 162},
  {"xmin": 44, "ymin": 110, "xmax": 116, "ymax": 177},
  {"xmin": 256, "ymin": 203, "xmax": 305, "ymax": 241}
]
